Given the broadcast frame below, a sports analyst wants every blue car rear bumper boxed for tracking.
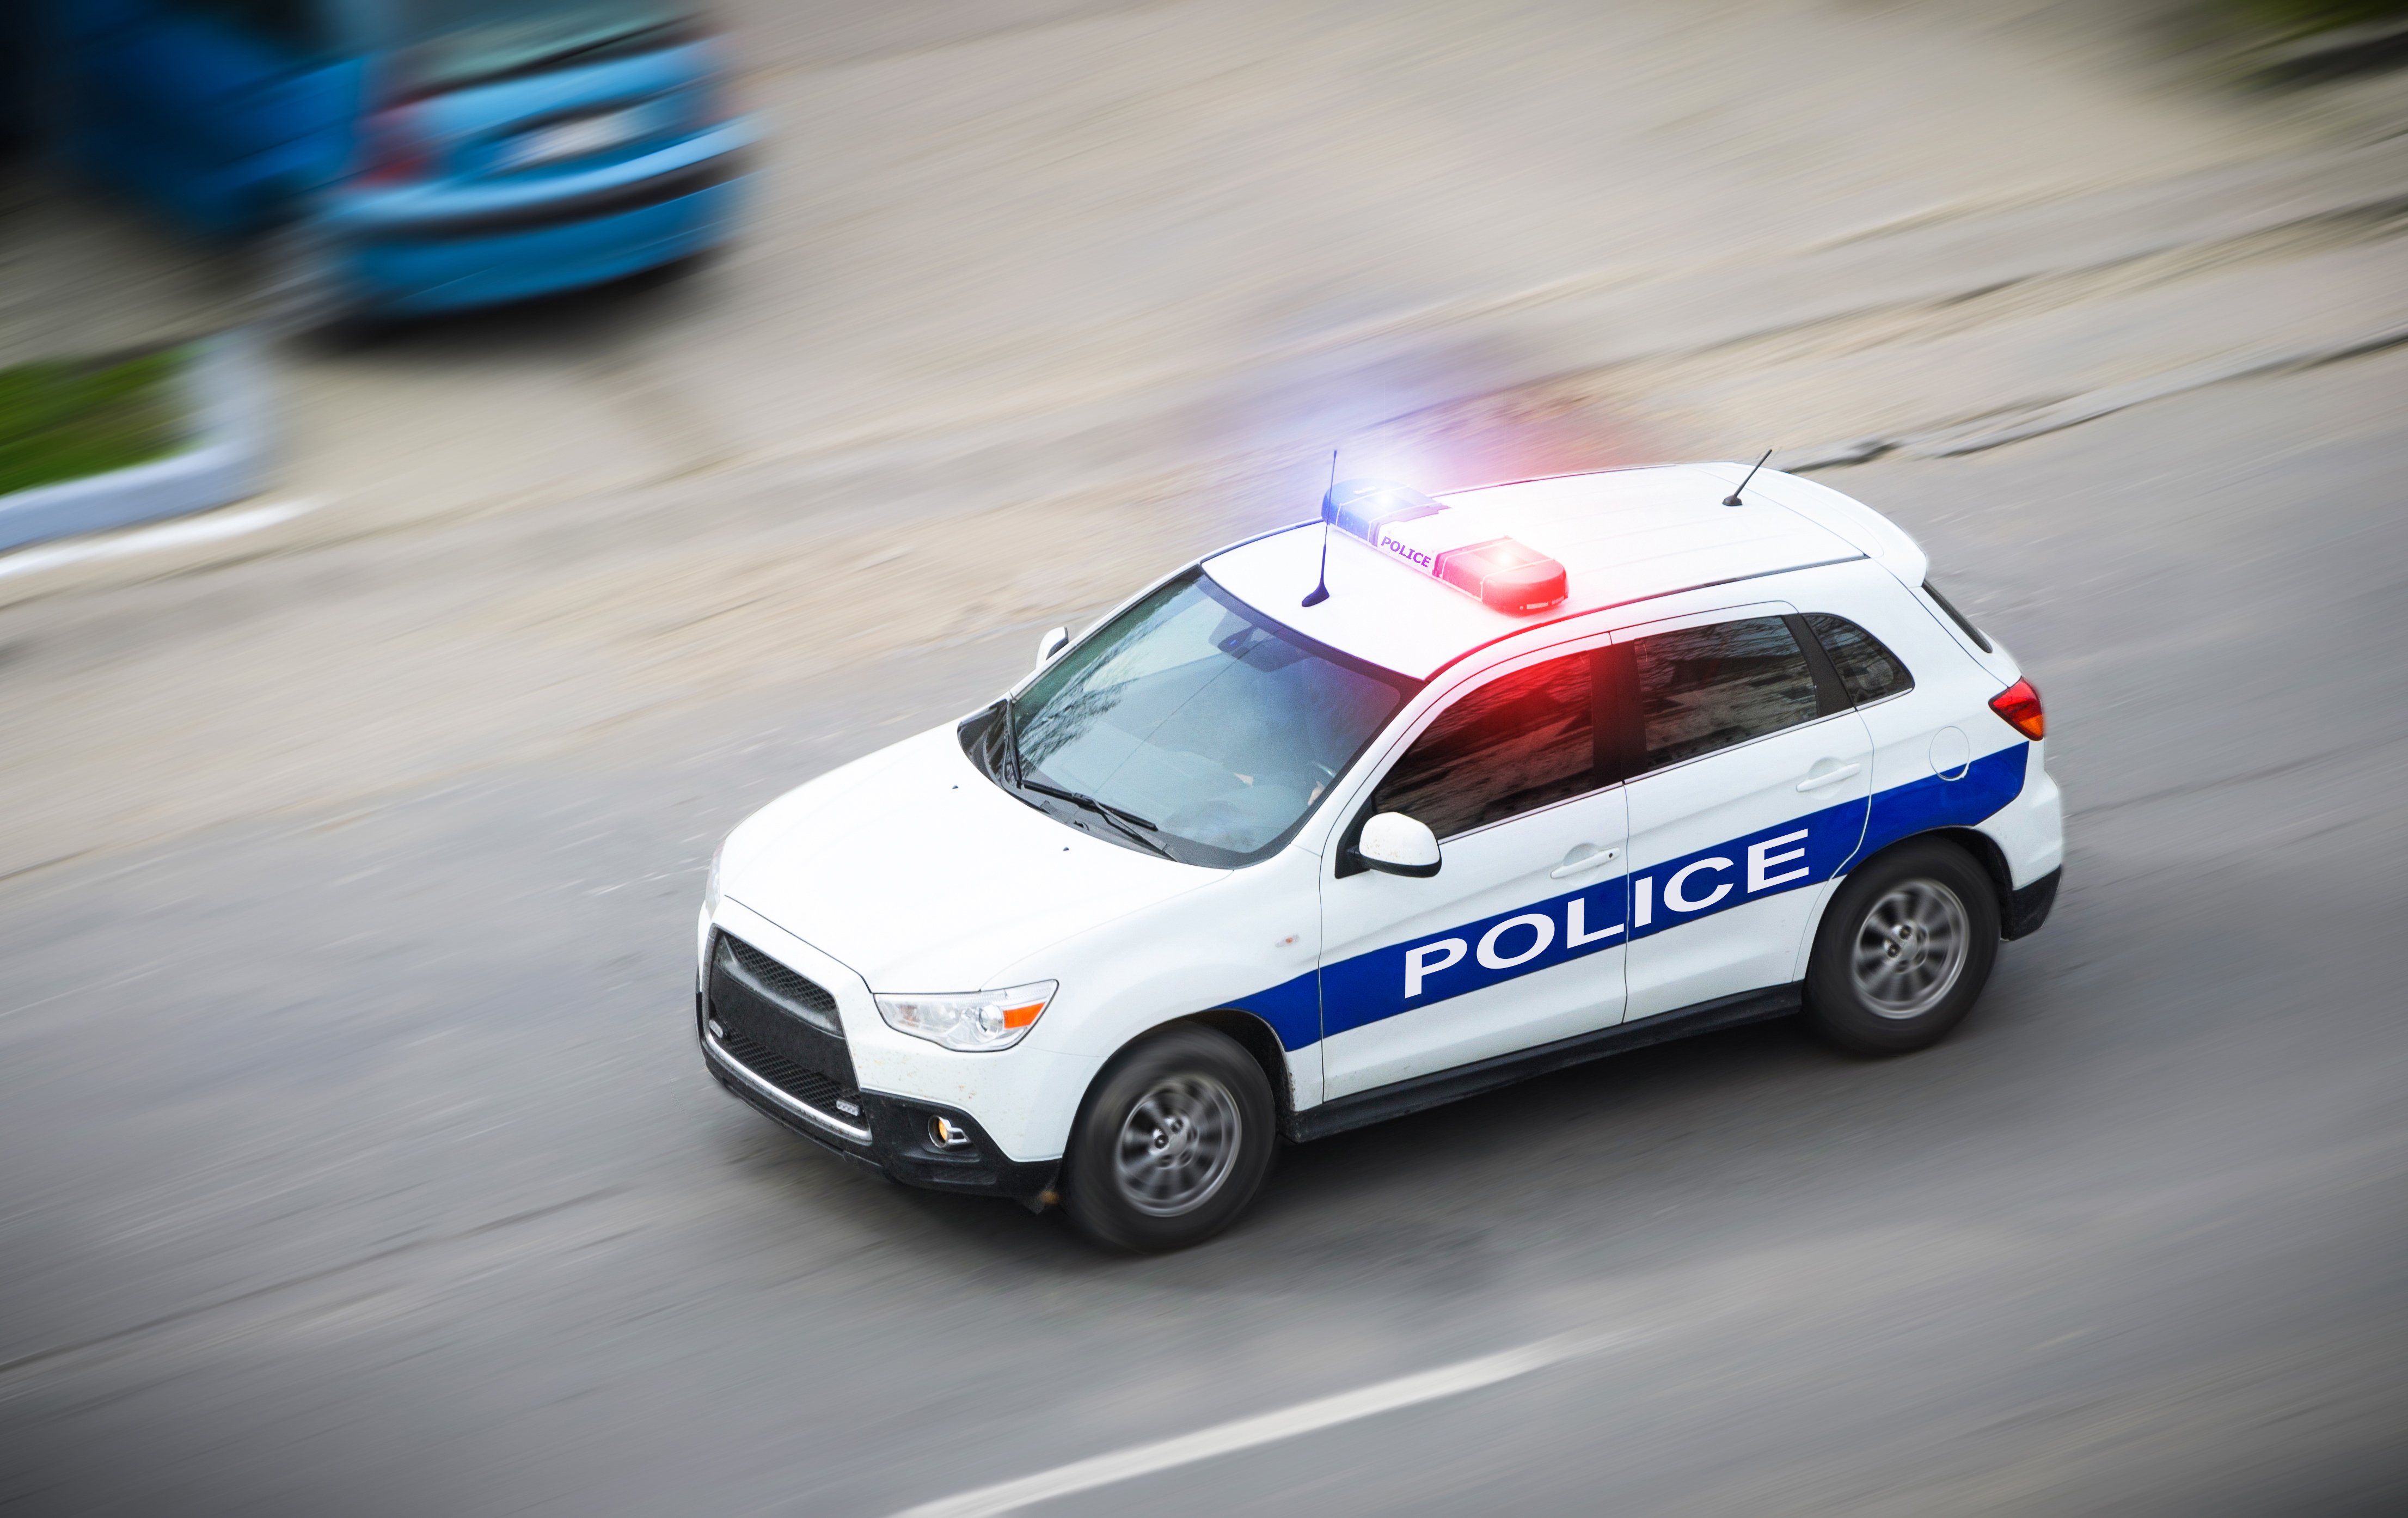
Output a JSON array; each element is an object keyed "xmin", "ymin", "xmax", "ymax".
[{"xmin": 322, "ymin": 119, "xmax": 755, "ymax": 315}]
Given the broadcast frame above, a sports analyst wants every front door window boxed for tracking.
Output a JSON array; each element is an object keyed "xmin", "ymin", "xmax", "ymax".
[{"xmin": 1319, "ymin": 648, "xmax": 1629, "ymax": 1098}]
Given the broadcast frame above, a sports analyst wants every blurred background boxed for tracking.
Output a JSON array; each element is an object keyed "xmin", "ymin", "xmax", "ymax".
[{"xmin": 3, "ymin": 1, "xmax": 2405, "ymax": 1513}]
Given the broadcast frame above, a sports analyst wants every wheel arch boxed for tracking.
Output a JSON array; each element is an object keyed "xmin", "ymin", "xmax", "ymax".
[
  {"xmin": 1844, "ymin": 825, "xmax": 2011, "ymax": 915},
  {"xmin": 1076, "ymin": 1008, "xmax": 1297, "ymax": 1142},
  {"xmin": 1175, "ymin": 1009, "xmax": 1297, "ymax": 1138},
  {"xmin": 1807, "ymin": 827, "xmax": 2011, "ymax": 982}
]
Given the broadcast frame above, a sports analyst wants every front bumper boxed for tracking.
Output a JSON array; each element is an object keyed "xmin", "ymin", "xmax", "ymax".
[
  {"xmin": 701, "ymin": 1020, "xmax": 1058, "ymax": 1199},
  {"xmin": 2002, "ymin": 866, "xmax": 2061, "ymax": 940}
]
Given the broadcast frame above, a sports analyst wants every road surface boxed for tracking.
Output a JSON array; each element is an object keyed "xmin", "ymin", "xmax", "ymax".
[{"xmin": 3, "ymin": 1, "xmax": 2406, "ymax": 1512}]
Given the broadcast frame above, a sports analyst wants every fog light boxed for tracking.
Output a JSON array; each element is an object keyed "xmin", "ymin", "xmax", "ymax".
[
  {"xmin": 929, "ymin": 1116, "xmax": 975, "ymax": 1149},
  {"xmin": 707, "ymin": 1018, "xmax": 726, "ymax": 1039}
]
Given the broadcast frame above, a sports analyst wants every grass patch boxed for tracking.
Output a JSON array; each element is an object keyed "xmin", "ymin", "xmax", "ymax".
[{"xmin": 0, "ymin": 348, "xmax": 192, "ymax": 498}]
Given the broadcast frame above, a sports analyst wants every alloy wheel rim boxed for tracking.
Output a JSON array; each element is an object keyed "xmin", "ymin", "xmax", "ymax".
[
  {"xmin": 1114, "ymin": 1074, "xmax": 1241, "ymax": 1216},
  {"xmin": 1851, "ymin": 878, "xmax": 1970, "ymax": 1019}
]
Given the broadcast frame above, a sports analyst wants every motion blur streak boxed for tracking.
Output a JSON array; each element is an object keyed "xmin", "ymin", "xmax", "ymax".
[
  {"xmin": 0, "ymin": 498, "xmax": 316, "ymax": 580},
  {"xmin": 891, "ymin": 1330, "xmax": 1639, "ymax": 1518},
  {"xmin": 5, "ymin": 0, "xmax": 2408, "ymax": 1514}
]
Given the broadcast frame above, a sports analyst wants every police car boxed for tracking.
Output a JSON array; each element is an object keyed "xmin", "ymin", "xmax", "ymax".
[{"xmin": 697, "ymin": 463, "xmax": 2062, "ymax": 1251}]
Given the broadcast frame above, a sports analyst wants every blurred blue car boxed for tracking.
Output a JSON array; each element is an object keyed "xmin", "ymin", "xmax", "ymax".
[{"xmin": 50, "ymin": 0, "xmax": 756, "ymax": 322}]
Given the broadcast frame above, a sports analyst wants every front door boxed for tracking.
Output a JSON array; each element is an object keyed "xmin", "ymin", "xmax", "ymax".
[
  {"xmin": 1319, "ymin": 644, "xmax": 1629, "ymax": 1099},
  {"xmin": 1617, "ymin": 608, "xmax": 1873, "ymax": 1021}
]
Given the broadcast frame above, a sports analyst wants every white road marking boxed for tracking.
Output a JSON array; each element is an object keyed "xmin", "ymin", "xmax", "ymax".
[
  {"xmin": 887, "ymin": 1329, "xmax": 1633, "ymax": 1518},
  {"xmin": 0, "ymin": 499, "xmax": 318, "ymax": 581}
]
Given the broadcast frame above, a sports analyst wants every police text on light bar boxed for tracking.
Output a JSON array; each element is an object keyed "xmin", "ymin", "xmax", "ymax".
[{"xmin": 1323, "ymin": 480, "xmax": 1569, "ymax": 614}]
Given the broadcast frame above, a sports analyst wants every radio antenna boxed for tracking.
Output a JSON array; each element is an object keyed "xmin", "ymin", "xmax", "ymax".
[
  {"xmin": 1721, "ymin": 448, "xmax": 1773, "ymax": 507},
  {"xmin": 1301, "ymin": 449, "xmax": 1339, "ymax": 607}
]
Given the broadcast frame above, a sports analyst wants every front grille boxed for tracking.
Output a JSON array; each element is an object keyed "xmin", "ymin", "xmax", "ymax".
[
  {"xmin": 720, "ymin": 935, "xmax": 838, "ymax": 1022},
  {"xmin": 707, "ymin": 932, "xmax": 861, "ymax": 1129},
  {"xmin": 715, "ymin": 1024, "xmax": 863, "ymax": 1123}
]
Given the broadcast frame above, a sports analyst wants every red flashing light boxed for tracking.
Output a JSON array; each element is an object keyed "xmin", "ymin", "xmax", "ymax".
[
  {"xmin": 1319, "ymin": 479, "xmax": 1570, "ymax": 614},
  {"xmin": 1989, "ymin": 678, "xmax": 2045, "ymax": 740},
  {"xmin": 1433, "ymin": 537, "xmax": 1569, "ymax": 614}
]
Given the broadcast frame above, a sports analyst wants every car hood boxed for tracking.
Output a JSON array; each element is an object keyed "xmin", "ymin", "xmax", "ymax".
[{"xmin": 719, "ymin": 721, "xmax": 1222, "ymax": 991}]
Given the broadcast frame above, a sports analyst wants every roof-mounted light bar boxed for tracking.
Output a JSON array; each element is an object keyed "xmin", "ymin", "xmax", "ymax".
[{"xmin": 1322, "ymin": 479, "xmax": 1568, "ymax": 614}]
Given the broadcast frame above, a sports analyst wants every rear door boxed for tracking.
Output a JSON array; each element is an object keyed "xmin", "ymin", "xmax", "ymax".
[
  {"xmin": 1615, "ymin": 606, "xmax": 1873, "ymax": 1020},
  {"xmin": 1318, "ymin": 642, "xmax": 1628, "ymax": 1098}
]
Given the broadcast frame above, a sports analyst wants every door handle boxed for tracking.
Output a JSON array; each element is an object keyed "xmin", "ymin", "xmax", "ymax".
[
  {"xmin": 1796, "ymin": 762, "xmax": 1862, "ymax": 792},
  {"xmin": 1549, "ymin": 846, "xmax": 1620, "ymax": 879}
]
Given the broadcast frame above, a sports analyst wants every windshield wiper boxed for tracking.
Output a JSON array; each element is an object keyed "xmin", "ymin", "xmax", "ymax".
[{"xmin": 1019, "ymin": 776, "xmax": 1176, "ymax": 860}]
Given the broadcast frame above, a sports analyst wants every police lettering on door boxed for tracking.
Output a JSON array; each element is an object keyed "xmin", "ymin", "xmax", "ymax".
[{"xmin": 1318, "ymin": 800, "xmax": 1865, "ymax": 1037}]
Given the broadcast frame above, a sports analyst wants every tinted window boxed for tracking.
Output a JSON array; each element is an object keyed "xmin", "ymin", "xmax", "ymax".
[
  {"xmin": 1633, "ymin": 616, "xmax": 1822, "ymax": 769},
  {"xmin": 1805, "ymin": 613, "xmax": 1913, "ymax": 704},
  {"xmin": 1372, "ymin": 654, "xmax": 1596, "ymax": 840}
]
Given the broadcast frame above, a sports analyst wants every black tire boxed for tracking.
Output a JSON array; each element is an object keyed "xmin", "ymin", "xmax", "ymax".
[
  {"xmin": 1805, "ymin": 838, "xmax": 2000, "ymax": 1056},
  {"xmin": 1062, "ymin": 1025, "xmax": 1276, "ymax": 1253}
]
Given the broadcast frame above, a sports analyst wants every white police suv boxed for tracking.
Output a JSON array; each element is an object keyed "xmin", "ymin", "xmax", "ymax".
[{"xmin": 697, "ymin": 463, "xmax": 2062, "ymax": 1250}]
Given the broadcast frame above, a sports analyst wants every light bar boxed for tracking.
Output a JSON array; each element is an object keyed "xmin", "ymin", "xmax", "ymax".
[{"xmin": 1322, "ymin": 480, "xmax": 1568, "ymax": 614}]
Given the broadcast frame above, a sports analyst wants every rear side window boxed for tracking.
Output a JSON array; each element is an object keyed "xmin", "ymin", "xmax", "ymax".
[
  {"xmin": 1631, "ymin": 615, "xmax": 1823, "ymax": 770},
  {"xmin": 1373, "ymin": 653, "xmax": 1596, "ymax": 839},
  {"xmin": 1805, "ymin": 613, "xmax": 1914, "ymax": 704}
]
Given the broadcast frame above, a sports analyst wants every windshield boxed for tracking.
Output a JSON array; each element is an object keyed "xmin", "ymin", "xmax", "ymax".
[
  {"xmin": 390, "ymin": 1, "xmax": 697, "ymax": 88},
  {"xmin": 993, "ymin": 572, "xmax": 1418, "ymax": 867}
]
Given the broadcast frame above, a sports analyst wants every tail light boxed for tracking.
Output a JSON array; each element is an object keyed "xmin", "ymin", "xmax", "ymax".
[
  {"xmin": 1989, "ymin": 678, "xmax": 2045, "ymax": 740},
  {"xmin": 356, "ymin": 107, "xmax": 431, "ymax": 186}
]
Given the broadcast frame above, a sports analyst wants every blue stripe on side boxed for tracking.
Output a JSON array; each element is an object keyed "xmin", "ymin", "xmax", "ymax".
[
  {"xmin": 1225, "ymin": 971, "xmax": 1322, "ymax": 1053},
  {"xmin": 1223, "ymin": 740, "xmax": 2033, "ymax": 1051},
  {"xmin": 1623, "ymin": 795, "xmax": 1867, "ymax": 946},
  {"xmin": 1321, "ymin": 874, "xmax": 1633, "ymax": 1040},
  {"xmin": 1855, "ymin": 742, "xmax": 2027, "ymax": 864}
]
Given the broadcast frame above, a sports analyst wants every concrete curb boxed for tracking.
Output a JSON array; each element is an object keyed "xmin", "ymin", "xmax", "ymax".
[
  {"xmin": 0, "ymin": 330, "xmax": 273, "ymax": 555},
  {"xmin": 1772, "ymin": 317, "xmax": 2408, "ymax": 475}
]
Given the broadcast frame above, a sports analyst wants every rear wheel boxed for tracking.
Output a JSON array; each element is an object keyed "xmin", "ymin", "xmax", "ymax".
[
  {"xmin": 1063, "ymin": 1025, "xmax": 1275, "ymax": 1253},
  {"xmin": 1806, "ymin": 839, "xmax": 1999, "ymax": 1055}
]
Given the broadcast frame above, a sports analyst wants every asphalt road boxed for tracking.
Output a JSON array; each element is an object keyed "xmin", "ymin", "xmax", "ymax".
[{"xmin": 4, "ymin": 339, "xmax": 2405, "ymax": 1514}]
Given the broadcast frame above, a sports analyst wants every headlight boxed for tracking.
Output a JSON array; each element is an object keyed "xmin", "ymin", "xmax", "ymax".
[
  {"xmin": 875, "ymin": 982, "xmax": 1057, "ymax": 1052},
  {"xmin": 703, "ymin": 839, "xmax": 725, "ymax": 919}
]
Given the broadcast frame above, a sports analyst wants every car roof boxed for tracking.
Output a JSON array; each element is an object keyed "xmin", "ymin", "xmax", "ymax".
[{"xmin": 1201, "ymin": 463, "xmax": 1925, "ymax": 680}]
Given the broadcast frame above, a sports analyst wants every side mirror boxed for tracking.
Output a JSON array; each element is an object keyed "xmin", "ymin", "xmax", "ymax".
[
  {"xmin": 1355, "ymin": 812, "xmax": 1441, "ymax": 878},
  {"xmin": 1034, "ymin": 626, "xmax": 1070, "ymax": 670}
]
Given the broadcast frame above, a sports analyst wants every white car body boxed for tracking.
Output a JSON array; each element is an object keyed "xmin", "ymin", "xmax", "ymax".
[{"xmin": 696, "ymin": 463, "xmax": 2063, "ymax": 1197}]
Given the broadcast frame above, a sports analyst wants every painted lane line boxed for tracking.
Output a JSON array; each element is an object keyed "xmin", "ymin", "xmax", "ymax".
[
  {"xmin": 0, "ymin": 498, "xmax": 319, "ymax": 581},
  {"xmin": 887, "ymin": 1329, "xmax": 1634, "ymax": 1518}
]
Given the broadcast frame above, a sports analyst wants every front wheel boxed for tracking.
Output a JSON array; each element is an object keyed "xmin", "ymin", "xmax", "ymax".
[
  {"xmin": 1805, "ymin": 839, "xmax": 2000, "ymax": 1056},
  {"xmin": 1062, "ymin": 1026, "xmax": 1275, "ymax": 1253}
]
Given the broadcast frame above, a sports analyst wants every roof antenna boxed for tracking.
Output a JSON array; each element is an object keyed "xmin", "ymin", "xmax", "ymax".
[
  {"xmin": 1301, "ymin": 449, "xmax": 1339, "ymax": 607},
  {"xmin": 1722, "ymin": 448, "xmax": 1773, "ymax": 507}
]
